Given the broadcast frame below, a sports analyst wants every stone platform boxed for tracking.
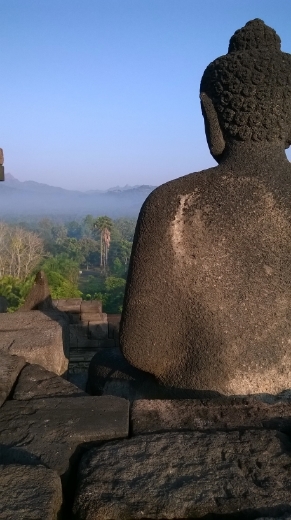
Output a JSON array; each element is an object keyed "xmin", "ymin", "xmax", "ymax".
[{"xmin": 1, "ymin": 348, "xmax": 291, "ymax": 519}]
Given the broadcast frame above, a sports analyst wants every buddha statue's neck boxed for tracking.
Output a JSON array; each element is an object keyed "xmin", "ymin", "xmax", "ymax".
[{"xmin": 220, "ymin": 141, "xmax": 290, "ymax": 175}]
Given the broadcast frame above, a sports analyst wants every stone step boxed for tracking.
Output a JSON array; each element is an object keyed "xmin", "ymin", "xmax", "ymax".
[
  {"xmin": 73, "ymin": 429, "xmax": 291, "ymax": 519},
  {"xmin": 80, "ymin": 300, "xmax": 103, "ymax": 314},
  {"xmin": 53, "ymin": 298, "xmax": 82, "ymax": 314},
  {"xmin": 131, "ymin": 397, "xmax": 291, "ymax": 435},
  {"xmin": 12, "ymin": 363, "xmax": 87, "ymax": 400},
  {"xmin": 0, "ymin": 352, "xmax": 26, "ymax": 408},
  {"xmin": 0, "ymin": 464, "xmax": 62, "ymax": 520},
  {"xmin": 0, "ymin": 396, "xmax": 129, "ymax": 481}
]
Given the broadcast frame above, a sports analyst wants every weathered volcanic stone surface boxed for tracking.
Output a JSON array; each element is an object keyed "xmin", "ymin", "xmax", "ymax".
[
  {"xmin": 88, "ymin": 321, "xmax": 108, "ymax": 339},
  {"xmin": 0, "ymin": 310, "xmax": 69, "ymax": 375},
  {"xmin": 12, "ymin": 363, "xmax": 87, "ymax": 400},
  {"xmin": 0, "ymin": 464, "xmax": 62, "ymax": 520},
  {"xmin": 120, "ymin": 20, "xmax": 291, "ymax": 396},
  {"xmin": 257, "ymin": 517, "xmax": 291, "ymax": 520},
  {"xmin": 0, "ymin": 396, "xmax": 129, "ymax": 477},
  {"xmin": 81, "ymin": 300, "xmax": 102, "ymax": 315},
  {"xmin": 131, "ymin": 397, "xmax": 291, "ymax": 435},
  {"xmin": 18, "ymin": 270, "xmax": 54, "ymax": 311},
  {"xmin": 87, "ymin": 347, "xmax": 210, "ymax": 401},
  {"xmin": 88, "ymin": 347, "xmax": 160, "ymax": 400},
  {"xmin": 0, "ymin": 351, "xmax": 26, "ymax": 407},
  {"xmin": 53, "ymin": 297, "xmax": 82, "ymax": 314},
  {"xmin": 73, "ymin": 430, "xmax": 291, "ymax": 519}
]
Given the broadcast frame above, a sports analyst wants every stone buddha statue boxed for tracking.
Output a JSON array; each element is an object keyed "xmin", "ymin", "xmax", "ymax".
[{"xmin": 120, "ymin": 19, "xmax": 291, "ymax": 395}]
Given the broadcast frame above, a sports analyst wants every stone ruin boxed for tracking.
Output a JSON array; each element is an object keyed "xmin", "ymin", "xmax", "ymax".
[{"xmin": 1, "ymin": 19, "xmax": 291, "ymax": 519}]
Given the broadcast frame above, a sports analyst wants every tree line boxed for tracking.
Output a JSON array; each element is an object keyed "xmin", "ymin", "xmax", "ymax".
[{"xmin": 0, "ymin": 215, "xmax": 136, "ymax": 312}]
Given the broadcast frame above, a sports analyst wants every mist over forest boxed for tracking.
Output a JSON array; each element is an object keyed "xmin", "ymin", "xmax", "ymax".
[{"xmin": 0, "ymin": 174, "xmax": 156, "ymax": 220}]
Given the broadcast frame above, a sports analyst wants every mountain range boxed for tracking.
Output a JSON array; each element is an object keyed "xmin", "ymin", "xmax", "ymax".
[{"xmin": 0, "ymin": 174, "xmax": 156, "ymax": 219}]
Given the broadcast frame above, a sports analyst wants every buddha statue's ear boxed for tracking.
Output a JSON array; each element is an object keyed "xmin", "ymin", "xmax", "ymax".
[{"xmin": 200, "ymin": 92, "xmax": 225, "ymax": 163}]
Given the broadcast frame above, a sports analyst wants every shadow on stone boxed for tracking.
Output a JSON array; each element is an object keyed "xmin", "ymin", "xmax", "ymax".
[{"xmin": 87, "ymin": 347, "xmax": 221, "ymax": 401}]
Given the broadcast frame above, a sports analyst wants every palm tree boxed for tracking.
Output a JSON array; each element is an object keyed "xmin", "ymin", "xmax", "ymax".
[{"xmin": 93, "ymin": 216, "xmax": 113, "ymax": 270}]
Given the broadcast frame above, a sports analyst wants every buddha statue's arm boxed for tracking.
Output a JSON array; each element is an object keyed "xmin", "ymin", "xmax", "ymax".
[{"xmin": 120, "ymin": 186, "xmax": 178, "ymax": 371}]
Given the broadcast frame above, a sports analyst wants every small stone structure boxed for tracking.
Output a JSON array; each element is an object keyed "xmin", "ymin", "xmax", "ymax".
[
  {"xmin": 51, "ymin": 298, "xmax": 120, "ymax": 389},
  {"xmin": 120, "ymin": 19, "xmax": 291, "ymax": 396},
  {"xmin": 18, "ymin": 270, "xmax": 54, "ymax": 311}
]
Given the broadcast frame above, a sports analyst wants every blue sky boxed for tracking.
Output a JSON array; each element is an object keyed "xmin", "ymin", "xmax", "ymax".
[{"xmin": 1, "ymin": 0, "xmax": 291, "ymax": 191}]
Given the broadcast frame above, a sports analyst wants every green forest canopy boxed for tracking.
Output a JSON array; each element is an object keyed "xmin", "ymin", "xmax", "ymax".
[{"xmin": 0, "ymin": 215, "xmax": 136, "ymax": 313}]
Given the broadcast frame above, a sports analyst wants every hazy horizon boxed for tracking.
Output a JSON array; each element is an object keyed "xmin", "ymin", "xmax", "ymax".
[
  {"xmin": 2, "ymin": 1, "xmax": 291, "ymax": 191},
  {"xmin": 4, "ymin": 171, "xmax": 156, "ymax": 192}
]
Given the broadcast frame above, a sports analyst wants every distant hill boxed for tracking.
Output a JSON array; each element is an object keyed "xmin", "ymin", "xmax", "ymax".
[{"xmin": 0, "ymin": 174, "xmax": 156, "ymax": 219}]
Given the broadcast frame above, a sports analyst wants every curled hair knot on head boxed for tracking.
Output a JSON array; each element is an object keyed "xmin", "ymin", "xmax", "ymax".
[{"xmin": 200, "ymin": 19, "xmax": 291, "ymax": 148}]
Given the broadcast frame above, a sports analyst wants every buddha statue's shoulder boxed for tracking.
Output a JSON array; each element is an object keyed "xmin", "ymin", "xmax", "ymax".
[{"xmin": 140, "ymin": 166, "xmax": 220, "ymax": 218}]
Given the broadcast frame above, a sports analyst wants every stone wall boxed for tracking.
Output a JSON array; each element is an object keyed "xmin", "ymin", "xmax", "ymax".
[{"xmin": 52, "ymin": 298, "xmax": 121, "ymax": 389}]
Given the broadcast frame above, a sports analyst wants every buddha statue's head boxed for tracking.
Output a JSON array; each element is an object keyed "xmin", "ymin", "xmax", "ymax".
[{"xmin": 200, "ymin": 19, "xmax": 291, "ymax": 162}]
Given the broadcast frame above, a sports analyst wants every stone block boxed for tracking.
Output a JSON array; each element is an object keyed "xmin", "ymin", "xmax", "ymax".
[
  {"xmin": 53, "ymin": 298, "xmax": 82, "ymax": 314},
  {"xmin": 12, "ymin": 363, "xmax": 87, "ymax": 400},
  {"xmin": 0, "ymin": 396, "xmax": 129, "ymax": 478},
  {"xmin": 88, "ymin": 321, "xmax": 108, "ymax": 339},
  {"xmin": 80, "ymin": 312, "xmax": 107, "ymax": 325},
  {"xmin": 69, "ymin": 350, "xmax": 97, "ymax": 363},
  {"xmin": 0, "ymin": 464, "xmax": 62, "ymax": 520},
  {"xmin": 70, "ymin": 324, "xmax": 88, "ymax": 347},
  {"xmin": 0, "ymin": 351, "xmax": 26, "ymax": 407},
  {"xmin": 76, "ymin": 338, "xmax": 116, "ymax": 349},
  {"xmin": 70, "ymin": 313, "xmax": 81, "ymax": 323},
  {"xmin": 131, "ymin": 397, "xmax": 291, "ymax": 435},
  {"xmin": 81, "ymin": 300, "xmax": 103, "ymax": 314},
  {"xmin": 107, "ymin": 314, "xmax": 121, "ymax": 339},
  {"xmin": 73, "ymin": 430, "xmax": 291, "ymax": 519},
  {"xmin": 0, "ymin": 311, "xmax": 69, "ymax": 375}
]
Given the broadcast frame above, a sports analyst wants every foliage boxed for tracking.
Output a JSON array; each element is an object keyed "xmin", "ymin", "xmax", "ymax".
[
  {"xmin": 79, "ymin": 273, "xmax": 126, "ymax": 313},
  {"xmin": 0, "ymin": 222, "xmax": 44, "ymax": 280},
  {"xmin": 103, "ymin": 276, "xmax": 126, "ymax": 313},
  {"xmin": 79, "ymin": 274, "xmax": 105, "ymax": 298},
  {"xmin": 0, "ymin": 215, "xmax": 136, "ymax": 313},
  {"xmin": 40, "ymin": 254, "xmax": 80, "ymax": 284},
  {"xmin": 40, "ymin": 254, "xmax": 82, "ymax": 298},
  {"xmin": 78, "ymin": 238, "xmax": 100, "ymax": 269},
  {"xmin": 114, "ymin": 217, "xmax": 137, "ymax": 242},
  {"xmin": 93, "ymin": 216, "xmax": 113, "ymax": 269},
  {"xmin": 54, "ymin": 237, "xmax": 85, "ymax": 263},
  {"xmin": 45, "ymin": 270, "xmax": 82, "ymax": 299},
  {"xmin": 0, "ymin": 275, "xmax": 34, "ymax": 311}
]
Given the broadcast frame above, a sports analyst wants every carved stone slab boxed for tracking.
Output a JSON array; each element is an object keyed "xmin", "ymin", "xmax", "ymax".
[
  {"xmin": 0, "ymin": 351, "xmax": 26, "ymax": 407},
  {"xmin": 131, "ymin": 397, "xmax": 291, "ymax": 435},
  {"xmin": 73, "ymin": 430, "xmax": 291, "ymax": 519},
  {"xmin": 0, "ymin": 396, "xmax": 129, "ymax": 478},
  {"xmin": 12, "ymin": 363, "xmax": 87, "ymax": 400},
  {"xmin": 0, "ymin": 464, "xmax": 62, "ymax": 520}
]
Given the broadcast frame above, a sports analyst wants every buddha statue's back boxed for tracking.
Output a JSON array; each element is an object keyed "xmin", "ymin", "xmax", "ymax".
[{"xmin": 120, "ymin": 19, "xmax": 291, "ymax": 395}]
